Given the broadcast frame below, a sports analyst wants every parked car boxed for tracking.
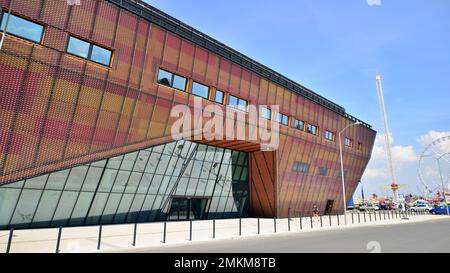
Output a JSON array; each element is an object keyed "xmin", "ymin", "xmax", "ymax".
[
  {"xmin": 430, "ymin": 205, "xmax": 450, "ymax": 215},
  {"xmin": 359, "ymin": 202, "xmax": 379, "ymax": 211},
  {"xmin": 409, "ymin": 203, "xmax": 432, "ymax": 213}
]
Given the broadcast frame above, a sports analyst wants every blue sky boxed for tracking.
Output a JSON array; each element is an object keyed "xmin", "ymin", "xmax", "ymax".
[{"xmin": 144, "ymin": 0, "xmax": 450, "ymax": 197}]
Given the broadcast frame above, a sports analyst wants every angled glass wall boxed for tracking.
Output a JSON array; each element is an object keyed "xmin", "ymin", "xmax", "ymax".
[{"xmin": 0, "ymin": 140, "xmax": 249, "ymax": 230}]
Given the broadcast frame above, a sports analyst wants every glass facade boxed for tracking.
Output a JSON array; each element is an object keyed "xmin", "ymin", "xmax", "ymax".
[{"xmin": 0, "ymin": 141, "xmax": 249, "ymax": 230}]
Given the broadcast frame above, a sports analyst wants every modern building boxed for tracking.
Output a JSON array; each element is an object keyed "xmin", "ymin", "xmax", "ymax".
[{"xmin": 0, "ymin": 0, "xmax": 376, "ymax": 230}]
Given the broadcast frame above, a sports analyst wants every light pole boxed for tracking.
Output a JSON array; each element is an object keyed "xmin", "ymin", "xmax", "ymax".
[
  {"xmin": 436, "ymin": 153, "xmax": 450, "ymax": 215},
  {"xmin": 339, "ymin": 121, "xmax": 361, "ymax": 225}
]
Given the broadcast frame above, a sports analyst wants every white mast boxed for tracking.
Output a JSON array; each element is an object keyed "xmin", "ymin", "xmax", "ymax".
[{"xmin": 375, "ymin": 75, "xmax": 399, "ymax": 201}]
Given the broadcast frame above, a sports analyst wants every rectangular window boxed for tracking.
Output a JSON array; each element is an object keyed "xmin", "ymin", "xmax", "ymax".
[
  {"xmin": 307, "ymin": 124, "xmax": 318, "ymax": 135},
  {"xmin": 260, "ymin": 107, "xmax": 271, "ymax": 120},
  {"xmin": 275, "ymin": 113, "xmax": 289, "ymax": 126},
  {"xmin": 191, "ymin": 82, "xmax": 210, "ymax": 99},
  {"xmin": 293, "ymin": 119, "xmax": 304, "ymax": 131},
  {"xmin": 157, "ymin": 68, "xmax": 187, "ymax": 91},
  {"xmin": 293, "ymin": 162, "xmax": 310, "ymax": 173},
  {"xmin": 214, "ymin": 90, "xmax": 225, "ymax": 104},
  {"xmin": 0, "ymin": 13, "xmax": 44, "ymax": 43},
  {"xmin": 317, "ymin": 166, "xmax": 328, "ymax": 176},
  {"xmin": 324, "ymin": 130, "xmax": 335, "ymax": 141},
  {"xmin": 345, "ymin": 137, "xmax": 353, "ymax": 148},
  {"xmin": 228, "ymin": 95, "xmax": 248, "ymax": 112},
  {"xmin": 67, "ymin": 36, "xmax": 113, "ymax": 66}
]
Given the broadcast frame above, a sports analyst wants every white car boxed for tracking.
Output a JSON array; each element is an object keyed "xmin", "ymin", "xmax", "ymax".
[{"xmin": 409, "ymin": 203, "xmax": 432, "ymax": 213}]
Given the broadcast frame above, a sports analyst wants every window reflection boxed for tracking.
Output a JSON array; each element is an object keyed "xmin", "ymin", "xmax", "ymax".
[{"xmin": 0, "ymin": 140, "xmax": 249, "ymax": 229}]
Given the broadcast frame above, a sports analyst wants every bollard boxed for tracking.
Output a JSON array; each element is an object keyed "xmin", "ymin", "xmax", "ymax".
[
  {"xmin": 374, "ymin": 211, "xmax": 377, "ymax": 221},
  {"xmin": 358, "ymin": 213, "xmax": 361, "ymax": 223},
  {"xmin": 337, "ymin": 214, "xmax": 340, "ymax": 226},
  {"xmin": 274, "ymin": 218, "xmax": 277, "ymax": 233},
  {"xmin": 257, "ymin": 218, "xmax": 260, "ymax": 234},
  {"xmin": 239, "ymin": 218, "xmax": 242, "ymax": 236},
  {"xmin": 320, "ymin": 215, "xmax": 323, "ymax": 228},
  {"xmin": 352, "ymin": 213, "xmax": 354, "ymax": 224},
  {"xmin": 163, "ymin": 221, "xmax": 167, "ymax": 243},
  {"xmin": 56, "ymin": 226, "xmax": 63, "ymax": 253},
  {"xmin": 97, "ymin": 225, "xmax": 102, "ymax": 250},
  {"xmin": 132, "ymin": 223, "xmax": 138, "ymax": 246},
  {"xmin": 189, "ymin": 220, "xmax": 193, "ymax": 241},
  {"xmin": 364, "ymin": 212, "xmax": 366, "ymax": 222},
  {"xmin": 300, "ymin": 216, "xmax": 303, "ymax": 230},
  {"xmin": 369, "ymin": 211, "xmax": 372, "ymax": 222},
  {"xmin": 310, "ymin": 216, "xmax": 313, "ymax": 229},
  {"xmin": 288, "ymin": 217, "xmax": 291, "ymax": 232},
  {"xmin": 329, "ymin": 215, "xmax": 332, "ymax": 226},
  {"xmin": 213, "ymin": 219, "xmax": 216, "ymax": 239},
  {"xmin": 6, "ymin": 228, "xmax": 13, "ymax": 254},
  {"xmin": 383, "ymin": 210, "xmax": 386, "ymax": 220}
]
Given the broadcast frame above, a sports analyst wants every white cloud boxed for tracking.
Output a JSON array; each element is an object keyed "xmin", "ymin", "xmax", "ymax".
[
  {"xmin": 358, "ymin": 131, "xmax": 450, "ymax": 197},
  {"xmin": 417, "ymin": 131, "xmax": 450, "ymax": 156}
]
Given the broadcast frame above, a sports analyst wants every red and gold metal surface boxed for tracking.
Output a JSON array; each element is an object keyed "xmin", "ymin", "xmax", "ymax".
[{"xmin": 0, "ymin": 0, "xmax": 376, "ymax": 216}]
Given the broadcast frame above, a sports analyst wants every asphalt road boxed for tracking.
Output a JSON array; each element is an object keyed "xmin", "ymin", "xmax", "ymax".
[{"xmin": 134, "ymin": 218, "xmax": 450, "ymax": 253}]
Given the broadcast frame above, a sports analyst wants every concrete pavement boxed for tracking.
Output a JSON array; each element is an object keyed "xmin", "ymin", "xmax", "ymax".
[{"xmin": 133, "ymin": 217, "xmax": 450, "ymax": 253}]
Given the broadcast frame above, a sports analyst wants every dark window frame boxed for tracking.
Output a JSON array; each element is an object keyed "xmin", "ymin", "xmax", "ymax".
[
  {"xmin": 65, "ymin": 35, "xmax": 114, "ymax": 67},
  {"xmin": 306, "ymin": 123, "xmax": 318, "ymax": 136},
  {"xmin": 292, "ymin": 119, "xmax": 305, "ymax": 131},
  {"xmin": 214, "ymin": 89, "xmax": 225, "ymax": 104},
  {"xmin": 227, "ymin": 94, "xmax": 248, "ymax": 112},
  {"xmin": 0, "ymin": 11, "xmax": 45, "ymax": 44},
  {"xmin": 156, "ymin": 68, "xmax": 187, "ymax": 92},
  {"xmin": 190, "ymin": 81, "xmax": 210, "ymax": 99},
  {"xmin": 345, "ymin": 137, "xmax": 353, "ymax": 148},
  {"xmin": 260, "ymin": 107, "xmax": 272, "ymax": 120},
  {"xmin": 275, "ymin": 112, "xmax": 289, "ymax": 126},
  {"xmin": 324, "ymin": 130, "xmax": 335, "ymax": 141}
]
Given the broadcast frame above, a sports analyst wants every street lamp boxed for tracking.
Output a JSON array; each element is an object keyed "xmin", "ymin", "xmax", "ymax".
[
  {"xmin": 339, "ymin": 121, "xmax": 361, "ymax": 225},
  {"xmin": 436, "ymin": 153, "xmax": 450, "ymax": 216}
]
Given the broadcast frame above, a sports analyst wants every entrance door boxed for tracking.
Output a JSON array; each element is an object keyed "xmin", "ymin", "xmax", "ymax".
[
  {"xmin": 167, "ymin": 197, "xmax": 208, "ymax": 221},
  {"xmin": 324, "ymin": 200, "xmax": 334, "ymax": 215}
]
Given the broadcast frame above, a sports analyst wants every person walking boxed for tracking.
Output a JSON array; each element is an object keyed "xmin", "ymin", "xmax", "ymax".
[{"xmin": 312, "ymin": 204, "xmax": 319, "ymax": 221}]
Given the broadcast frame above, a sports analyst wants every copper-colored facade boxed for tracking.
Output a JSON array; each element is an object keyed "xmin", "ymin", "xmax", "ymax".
[{"xmin": 0, "ymin": 0, "xmax": 376, "ymax": 228}]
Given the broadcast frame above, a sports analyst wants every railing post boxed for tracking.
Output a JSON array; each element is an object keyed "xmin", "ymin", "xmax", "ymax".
[
  {"xmin": 6, "ymin": 228, "xmax": 13, "ymax": 254},
  {"xmin": 273, "ymin": 218, "xmax": 277, "ymax": 233},
  {"xmin": 163, "ymin": 221, "xmax": 167, "ymax": 243},
  {"xmin": 351, "ymin": 213, "xmax": 354, "ymax": 224},
  {"xmin": 369, "ymin": 211, "xmax": 372, "ymax": 222},
  {"xmin": 97, "ymin": 225, "xmax": 102, "ymax": 250},
  {"xmin": 374, "ymin": 210, "xmax": 377, "ymax": 221},
  {"xmin": 189, "ymin": 220, "xmax": 193, "ymax": 241},
  {"xmin": 212, "ymin": 219, "xmax": 215, "ymax": 239},
  {"xmin": 320, "ymin": 215, "xmax": 323, "ymax": 228},
  {"xmin": 56, "ymin": 226, "xmax": 63, "ymax": 253},
  {"xmin": 310, "ymin": 216, "xmax": 313, "ymax": 229},
  {"xmin": 132, "ymin": 223, "xmax": 137, "ymax": 246},
  {"xmin": 337, "ymin": 214, "xmax": 340, "ymax": 226},
  {"xmin": 300, "ymin": 216, "xmax": 303, "ymax": 230},
  {"xmin": 364, "ymin": 212, "xmax": 366, "ymax": 222},
  {"xmin": 257, "ymin": 218, "xmax": 260, "ymax": 234},
  {"xmin": 239, "ymin": 218, "xmax": 242, "ymax": 236},
  {"xmin": 329, "ymin": 215, "xmax": 332, "ymax": 226},
  {"xmin": 288, "ymin": 217, "xmax": 291, "ymax": 232},
  {"xmin": 358, "ymin": 212, "xmax": 361, "ymax": 223}
]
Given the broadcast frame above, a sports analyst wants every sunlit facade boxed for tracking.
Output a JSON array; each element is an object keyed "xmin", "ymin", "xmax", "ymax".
[{"xmin": 0, "ymin": 0, "xmax": 376, "ymax": 230}]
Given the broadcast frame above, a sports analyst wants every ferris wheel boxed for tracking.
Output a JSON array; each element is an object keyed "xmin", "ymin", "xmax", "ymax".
[{"xmin": 418, "ymin": 135, "xmax": 450, "ymax": 198}]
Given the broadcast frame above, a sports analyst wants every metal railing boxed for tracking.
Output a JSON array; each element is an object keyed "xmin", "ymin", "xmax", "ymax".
[{"xmin": 2, "ymin": 208, "xmax": 435, "ymax": 253}]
